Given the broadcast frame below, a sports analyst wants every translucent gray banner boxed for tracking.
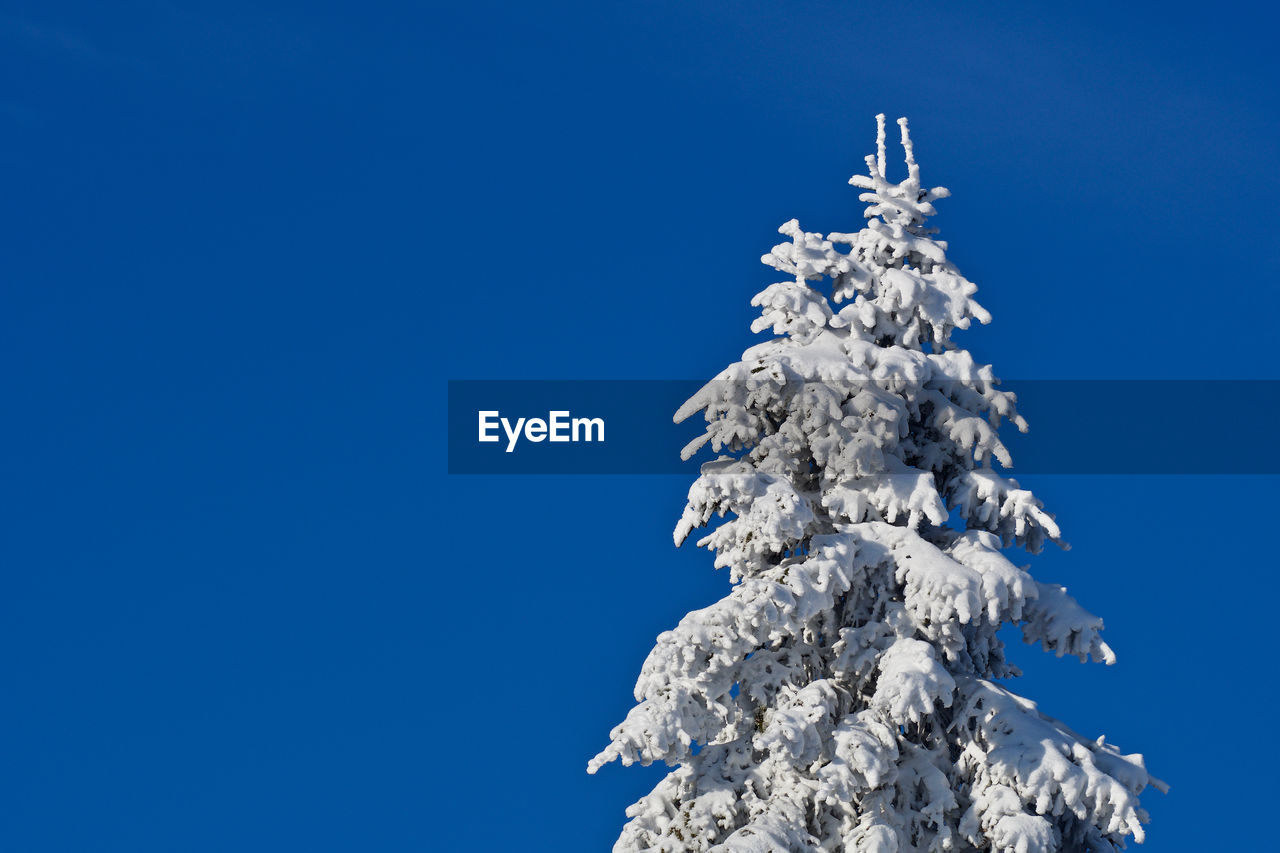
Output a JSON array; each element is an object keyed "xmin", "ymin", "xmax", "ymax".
[{"xmin": 447, "ymin": 380, "xmax": 1280, "ymax": 474}]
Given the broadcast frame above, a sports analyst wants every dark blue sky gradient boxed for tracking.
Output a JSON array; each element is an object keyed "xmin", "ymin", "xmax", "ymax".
[{"xmin": 2, "ymin": 2, "xmax": 1277, "ymax": 850}]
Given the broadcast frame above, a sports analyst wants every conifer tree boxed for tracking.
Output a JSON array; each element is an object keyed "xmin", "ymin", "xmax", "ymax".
[{"xmin": 589, "ymin": 116, "xmax": 1164, "ymax": 852}]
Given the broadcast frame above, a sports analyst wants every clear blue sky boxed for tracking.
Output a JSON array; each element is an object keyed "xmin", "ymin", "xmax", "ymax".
[{"xmin": 2, "ymin": 1, "xmax": 1277, "ymax": 850}]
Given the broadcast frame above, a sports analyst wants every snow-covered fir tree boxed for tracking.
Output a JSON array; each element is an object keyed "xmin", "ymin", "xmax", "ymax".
[{"xmin": 588, "ymin": 116, "xmax": 1164, "ymax": 852}]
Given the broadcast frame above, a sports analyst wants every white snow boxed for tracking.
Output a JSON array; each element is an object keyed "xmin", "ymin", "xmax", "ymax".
[{"xmin": 591, "ymin": 116, "xmax": 1158, "ymax": 852}]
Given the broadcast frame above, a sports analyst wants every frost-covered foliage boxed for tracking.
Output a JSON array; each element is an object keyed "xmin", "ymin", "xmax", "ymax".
[{"xmin": 589, "ymin": 116, "xmax": 1163, "ymax": 852}]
